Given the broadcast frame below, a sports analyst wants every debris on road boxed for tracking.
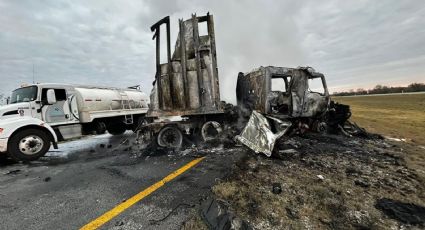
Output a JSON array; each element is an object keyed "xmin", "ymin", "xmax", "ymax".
[
  {"xmin": 235, "ymin": 111, "xmax": 291, "ymax": 156},
  {"xmin": 271, "ymin": 183, "xmax": 282, "ymax": 194},
  {"xmin": 375, "ymin": 198, "xmax": 425, "ymax": 226},
  {"xmin": 5, "ymin": 169, "xmax": 21, "ymax": 175},
  {"xmin": 200, "ymin": 198, "xmax": 252, "ymax": 230},
  {"xmin": 149, "ymin": 203, "xmax": 195, "ymax": 225}
]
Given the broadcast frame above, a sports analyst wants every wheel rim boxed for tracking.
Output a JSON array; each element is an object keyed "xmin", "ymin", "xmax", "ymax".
[
  {"xmin": 19, "ymin": 135, "xmax": 44, "ymax": 155},
  {"xmin": 157, "ymin": 127, "xmax": 183, "ymax": 148},
  {"xmin": 201, "ymin": 121, "xmax": 222, "ymax": 141}
]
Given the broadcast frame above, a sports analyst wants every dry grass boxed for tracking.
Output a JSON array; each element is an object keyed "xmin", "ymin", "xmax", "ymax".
[
  {"xmin": 212, "ymin": 181, "xmax": 240, "ymax": 200},
  {"xmin": 181, "ymin": 212, "xmax": 208, "ymax": 230},
  {"xmin": 334, "ymin": 93, "xmax": 425, "ymax": 145}
]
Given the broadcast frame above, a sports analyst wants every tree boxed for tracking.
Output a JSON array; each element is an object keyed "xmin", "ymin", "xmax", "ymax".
[
  {"xmin": 356, "ymin": 88, "xmax": 367, "ymax": 95},
  {"xmin": 331, "ymin": 82, "xmax": 425, "ymax": 96},
  {"xmin": 374, "ymin": 85, "xmax": 383, "ymax": 90},
  {"xmin": 407, "ymin": 83, "xmax": 425, "ymax": 92}
]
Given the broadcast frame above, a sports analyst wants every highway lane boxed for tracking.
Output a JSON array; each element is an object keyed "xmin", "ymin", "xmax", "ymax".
[{"xmin": 0, "ymin": 133, "xmax": 245, "ymax": 230}]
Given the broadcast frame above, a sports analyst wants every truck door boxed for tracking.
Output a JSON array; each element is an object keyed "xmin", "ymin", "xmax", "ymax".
[
  {"xmin": 301, "ymin": 76, "xmax": 329, "ymax": 117},
  {"xmin": 41, "ymin": 88, "xmax": 73, "ymax": 125}
]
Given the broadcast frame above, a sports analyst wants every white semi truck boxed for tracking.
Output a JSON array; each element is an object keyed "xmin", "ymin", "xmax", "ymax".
[{"xmin": 0, "ymin": 83, "xmax": 149, "ymax": 161}]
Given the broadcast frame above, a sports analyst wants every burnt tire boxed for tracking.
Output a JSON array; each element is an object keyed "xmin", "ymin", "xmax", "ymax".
[
  {"xmin": 201, "ymin": 121, "xmax": 223, "ymax": 142},
  {"xmin": 8, "ymin": 129, "xmax": 51, "ymax": 162},
  {"xmin": 157, "ymin": 126, "xmax": 183, "ymax": 148},
  {"xmin": 107, "ymin": 124, "xmax": 126, "ymax": 135}
]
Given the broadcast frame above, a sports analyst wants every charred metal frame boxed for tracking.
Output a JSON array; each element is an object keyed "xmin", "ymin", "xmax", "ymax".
[
  {"xmin": 151, "ymin": 16, "xmax": 171, "ymax": 109},
  {"xmin": 236, "ymin": 66, "xmax": 330, "ymax": 118},
  {"xmin": 149, "ymin": 13, "xmax": 221, "ymax": 117}
]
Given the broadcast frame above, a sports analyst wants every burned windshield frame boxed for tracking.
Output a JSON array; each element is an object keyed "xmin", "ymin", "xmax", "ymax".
[
  {"xmin": 307, "ymin": 76, "xmax": 326, "ymax": 95},
  {"xmin": 10, "ymin": 86, "xmax": 38, "ymax": 104},
  {"xmin": 271, "ymin": 75, "xmax": 291, "ymax": 93}
]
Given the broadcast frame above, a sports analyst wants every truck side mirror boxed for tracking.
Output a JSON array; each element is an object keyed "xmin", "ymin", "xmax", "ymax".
[{"xmin": 46, "ymin": 89, "xmax": 57, "ymax": 104}]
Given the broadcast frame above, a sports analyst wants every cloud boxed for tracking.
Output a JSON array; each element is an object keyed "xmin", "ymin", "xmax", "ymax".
[{"xmin": 0, "ymin": 0, "xmax": 424, "ymax": 101}]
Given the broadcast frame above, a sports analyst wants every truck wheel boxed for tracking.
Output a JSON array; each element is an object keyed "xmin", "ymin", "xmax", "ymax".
[
  {"xmin": 8, "ymin": 129, "xmax": 51, "ymax": 161},
  {"xmin": 94, "ymin": 121, "xmax": 107, "ymax": 134},
  {"xmin": 107, "ymin": 123, "xmax": 126, "ymax": 135},
  {"xmin": 157, "ymin": 126, "xmax": 183, "ymax": 148},
  {"xmin": 201, "ymin": 121, "xmax": 223, "ymax": 141}
]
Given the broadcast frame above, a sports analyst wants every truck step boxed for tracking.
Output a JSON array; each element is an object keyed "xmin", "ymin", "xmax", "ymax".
[{"xmin": 124, "ymin": 114, "xmax": 134, "ymax": 124}]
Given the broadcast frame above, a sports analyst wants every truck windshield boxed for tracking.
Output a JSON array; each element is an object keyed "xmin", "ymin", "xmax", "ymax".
[{"xmin": 10, "ymin": 86, "xmax": 38, "ymax": 104}]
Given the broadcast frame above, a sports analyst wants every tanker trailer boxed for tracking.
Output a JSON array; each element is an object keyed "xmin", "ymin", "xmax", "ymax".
[{"xmin": 0, "ymin": 83, "xmax": 148, "ymax": 161}]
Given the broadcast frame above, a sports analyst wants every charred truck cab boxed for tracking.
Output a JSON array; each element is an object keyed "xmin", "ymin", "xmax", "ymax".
[
  {"xmin": 236, "ymin": 66, "xmax": 330, "ymax": 120},
  {"xmin": 142, "ymin": 13, "xmax": 225, "ymax": 148},
  {"xmin": 236, "ymin": 66, "xmax": 350, "ymax": 156}
]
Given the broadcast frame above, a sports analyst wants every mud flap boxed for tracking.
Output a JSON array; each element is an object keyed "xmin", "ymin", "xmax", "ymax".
[{"xmin": 236, "ymin": 111, "xmax": 291, "ymax": 157}]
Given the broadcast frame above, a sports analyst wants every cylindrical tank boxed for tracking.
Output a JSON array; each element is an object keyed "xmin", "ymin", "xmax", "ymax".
[{"xmin": 74, "ymin": 87, "xmax": 148, "ymax": 115}]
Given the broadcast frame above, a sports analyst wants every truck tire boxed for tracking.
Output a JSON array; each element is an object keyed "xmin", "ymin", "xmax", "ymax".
[
  {"xmin": 8, "ymin": 129, "xmax": 51, "ymax": 161},
  {"xmin": 94, "ymin": 121, "xmax": 107, "ymax": 134},
  {"xmin": 107, "ymin": 123, "xmax": 126, "ymax": 135},
  {"xmin": 157, "ymin": 126, "xmax": 183, "ymax": 148}
]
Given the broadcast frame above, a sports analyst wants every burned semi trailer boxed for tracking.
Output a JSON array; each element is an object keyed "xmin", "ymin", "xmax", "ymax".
[
  {"xmin": 142, "ymin": 13, "xmax": 224, "ymax": 148},
  {"xmin": 236, "ymin": 66, "xmax": 351, "ymax": 156}
]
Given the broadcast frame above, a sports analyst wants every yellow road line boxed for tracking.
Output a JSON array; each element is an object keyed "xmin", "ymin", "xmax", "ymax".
[{"xmin": 80, "ymin": 157, "xmax": 205, "ymax": 230}]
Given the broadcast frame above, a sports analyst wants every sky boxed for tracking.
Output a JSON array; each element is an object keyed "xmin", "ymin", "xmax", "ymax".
[{"xmin": 0, "ymin": 0, "xmax": 424, "ymax": 102}]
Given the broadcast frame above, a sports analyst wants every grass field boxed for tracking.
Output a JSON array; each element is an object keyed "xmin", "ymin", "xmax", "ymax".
[{"xmin": 334, "ymin": 93, "xmax": 425, "ymax": 145}]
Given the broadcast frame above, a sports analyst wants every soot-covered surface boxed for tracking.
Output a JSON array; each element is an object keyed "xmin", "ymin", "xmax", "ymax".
[{"xmin": 209, "ymin": 133, "xmax": 425, "ymax": 229}]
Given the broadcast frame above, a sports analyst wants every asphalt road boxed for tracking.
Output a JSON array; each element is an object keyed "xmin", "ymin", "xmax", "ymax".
[{"xmin": 0, "ymin": 133, "xmax": 245, "ymax": 230}]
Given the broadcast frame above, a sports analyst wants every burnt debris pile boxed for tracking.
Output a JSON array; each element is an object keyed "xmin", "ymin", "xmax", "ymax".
[{"xmin": 209, "ymin": 131, "xmax": 424, "ymax": 229}]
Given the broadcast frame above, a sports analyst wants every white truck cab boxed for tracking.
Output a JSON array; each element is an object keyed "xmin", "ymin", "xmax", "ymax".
[{"xmin": 0, "ymin": 83, "xmax": 148, "ymax": 161}]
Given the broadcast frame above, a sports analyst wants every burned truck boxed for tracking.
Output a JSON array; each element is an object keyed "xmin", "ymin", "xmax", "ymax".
[
  {"xmin": 236, "ymin": 66, "xmax": 351, "ymax": 156},
  {"xmin": 236, "ymin": 66, "xmax": 330, "ymax": 120},
  {"xmin": 141, "ymin": 13, "xmax": 351, "ymax": 153},
  {"xmin": 142, "ymin": 13, "xmax": 225, "ymax": 148}
]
